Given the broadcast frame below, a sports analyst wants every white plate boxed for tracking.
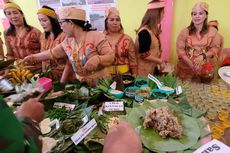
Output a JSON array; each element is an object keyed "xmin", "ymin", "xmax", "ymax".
[{"xmin": 218, "ymin": 66, "xmax": 230, "ymax": 85}]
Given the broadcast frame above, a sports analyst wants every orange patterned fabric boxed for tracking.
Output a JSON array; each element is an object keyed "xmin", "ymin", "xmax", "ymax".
[
  {"xmin": 105, "ymin": 33, "xmax": 137, "ymax": 74},
  {"xmin": 176, "ymin": 26, "xmax": 222, "ymax": 79},
  {"xmin": 61, "ymin": 31, "xmax": 114, "ymax": 85},
  {"xmin": 40, "ymin": 32, "xmax": 66, "ymax": 80},
  {"xmin": 4, "ymin": 27, "xmax": 42, "ymax": 71},
  {"xmin": 4, "ymin": 27, "xmax": 41, "ymax": 59},
  {"xmin": 135, "ymin": 27, "xmax": 162, "ymax": 77}
]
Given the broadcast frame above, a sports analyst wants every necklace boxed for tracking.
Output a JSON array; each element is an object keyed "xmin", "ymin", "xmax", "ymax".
[{"xmin": 72, "ymin": 34, "xmax": 86, "ymax": 68}]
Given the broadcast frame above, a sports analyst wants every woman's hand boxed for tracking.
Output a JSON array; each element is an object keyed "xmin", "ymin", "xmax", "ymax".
[
  {"xmin": 83, "ymin": 55, "xmax": 100, "ymax": 72},
  {"xmin": 193, "ymin": 55, "xmax": 204, "ymax": 71},
  {"xmin": 23, "ymin": 55, "xmax": 35, "ymax": 65}
]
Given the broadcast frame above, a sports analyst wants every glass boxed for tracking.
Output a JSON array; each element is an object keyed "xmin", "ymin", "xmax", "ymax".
[{"xmin": 58, "ymin": 20, "xmax": 69, "ymax": 25}]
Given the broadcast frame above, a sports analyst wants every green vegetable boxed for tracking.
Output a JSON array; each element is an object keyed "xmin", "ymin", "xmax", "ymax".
[{"xmin": 61, "ymin": 119, "xmax": 83, "ymax": 135}]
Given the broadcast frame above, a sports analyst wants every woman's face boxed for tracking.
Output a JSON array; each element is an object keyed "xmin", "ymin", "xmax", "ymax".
[
  {"xmin": 59, "ymin": 20, "xmax": 73, "ymax": 37},
  {"xmin": 106, "ymin": 15, "xmax": 121, "ymax": 33},
  {"xmin": 4, "ymin": 8, "xmax": 24, "ymax": 26},
  {"xmin": 38, "ymin": 14, "xmax": 52, "ymax": 32},
  {"xmin": 191, "ymin": 7, "xmax": 207, "ymax": 26}
]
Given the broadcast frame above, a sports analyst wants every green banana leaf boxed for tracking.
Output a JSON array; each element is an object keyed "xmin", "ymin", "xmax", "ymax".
[{"xmin": 124, "ymin": 101, "xmax": 201, "ymax": 152}]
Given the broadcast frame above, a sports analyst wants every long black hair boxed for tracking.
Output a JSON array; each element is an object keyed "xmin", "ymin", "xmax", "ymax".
[
  {"xmin": 4, "ymin": 9, "xmax": 32, "ymax": 36},
  {"xmin": 69, "ymin": 19, "xmax": 93, "ymax": 31},
  {"xmin": 41, "ymin": 5, "xmax": 62, "ymax": 39}
]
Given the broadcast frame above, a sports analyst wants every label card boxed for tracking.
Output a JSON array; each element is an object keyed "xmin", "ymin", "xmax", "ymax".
[
  {"xmin": 176, "ymin": 86, "xmax": 182, "ymax": 95},
  {"xmin": 194, "ymin": 139, "xmax": 230, "ymax": 153},
  {"xmin": 71, "ymin": 119, "xmax": 97, "ymax": 145},
  {"xmin": 104, "ymin": 101, "xmax": 124, "ymax": 112},
  {"xmin": 53, "ymin": 102, "xmax": 75, "ymax": 110}
]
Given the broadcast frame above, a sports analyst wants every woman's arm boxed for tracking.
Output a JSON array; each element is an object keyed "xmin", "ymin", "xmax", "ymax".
[
  {"xmin": 97, "ymin": 39, "xmax": 115, "ymax": 66},
  {"xmin": 60, "ymin": 61, "xmax": 72, "ymax": 83},
  {"xmin": 24, "ymin": 44, "xmax": 66, "ymax": 64},
  {"xmin": 127, "ymin": 37, "xmax": 138, "ymax": 75},
  {"xmin": 4, "ymin": 32, "xmax": 14, "ymax": 59}
]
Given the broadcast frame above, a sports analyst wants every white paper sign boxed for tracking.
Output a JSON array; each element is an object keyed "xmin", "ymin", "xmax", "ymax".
[
  {"xmin": 194, "ymin": 139, "xmax": 230, "ymax": 153},
  {"xmin": 71, "ymin": 119, "xmax": 97, "ymax": 145},
  {"xmin": 53, "ymin": 102, "xmax": 75, "ymax": 110},
  {"xmin": 176, "ymin": 86, "xmax": 182, "ymax": 95},
  {"xmin": 104, "ymin": 101, "xmax": 124, "ymax": 112}
]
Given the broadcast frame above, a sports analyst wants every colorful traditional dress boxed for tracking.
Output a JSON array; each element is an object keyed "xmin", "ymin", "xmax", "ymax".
[
  {"xmin": 105, "ymin": 33, "xmax": 137, "ymax": 75},
  {"xmin": 40, "ymin": 32, "xmax": 66, "ymax": 80},
  {"xmin": 135, "ymin": 27, "xmax": 162, "ymax": 77},
  {"xmin": 61, "ymin": 31, "xmax": 114, "ymax": 86},
  {"xmin": 176, "ymin": 26, "xmax": 222, "ymax": 79},
  {"xmin": 4, "ymin": 27, "xmax": 41, "ymax": 70}
]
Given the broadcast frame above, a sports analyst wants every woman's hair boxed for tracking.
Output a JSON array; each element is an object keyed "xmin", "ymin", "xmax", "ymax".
[
  {"xmin": 5, "ymin": 10, "xmax": 32, "ymax": 36},
  {"xmin": 136, "ymin": 8, "xmax": 164, "ymax": 36},
  {"xmin": 41, "ymin": 5, "xmax": 62, "ymax": 39},
  {"xmin": 69, "ymin": 19, "xmax": 93, "ymax": 31},
  {"xmin": 104, "ymin": 17, "xmax": 124, "ymax": 33},
  {"xmin": 187, "ymin": 11, "xmax": 209, "ymax": 36}
]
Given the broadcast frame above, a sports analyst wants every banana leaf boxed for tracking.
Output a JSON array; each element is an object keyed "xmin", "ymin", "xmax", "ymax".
[{"xmin": 124, "ymin": 101, "xmax": 201, "ymax": 152}]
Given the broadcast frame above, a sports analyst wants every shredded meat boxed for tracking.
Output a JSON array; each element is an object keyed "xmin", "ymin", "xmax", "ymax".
[{"xmin": 143, "ymin": 106, "xmax": 183, "ymax": 138}]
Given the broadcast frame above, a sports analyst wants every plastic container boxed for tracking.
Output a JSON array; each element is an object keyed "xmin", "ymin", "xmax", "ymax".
[
  {"xmin": 122, "ymin": 75, "xmax": 135, "ymax": 88},
  {"xmin": 36, "ymin": 77, "xmax": 52, "ymax": 92},
  {"xmin": 108, "ymin": 89, "xmax": 124, "ymax": 98},
  {"xmin": 124, "ymin": 86, "xmax": 139, "ymax": 98}
]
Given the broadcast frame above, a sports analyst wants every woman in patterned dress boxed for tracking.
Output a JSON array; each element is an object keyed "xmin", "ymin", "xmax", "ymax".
[
  {"xmin": 37, "ymin": 5, "xmax": 66, "ymax": 81},
  {"xmin": 24, "ymin": 7, "xmax": 114, "ymax": 86},
  {"xmin": 176, "ymin": 2, "xmax": 222, "ymax": 80},
  {"xmin": 104, "ymin": 7, "xmax": 137, "ymax": 75},
  {"xmin": 3, "ymin": 2, "xmax": 41, "ymax": 71}
]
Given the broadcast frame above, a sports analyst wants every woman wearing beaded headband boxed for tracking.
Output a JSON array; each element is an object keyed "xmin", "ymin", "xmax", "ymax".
[
  {"xmin": 37, "ymin": 5, "xmax": 66, "ymax": 81},
  {"xmin": 24, "ymin": 7, "xmax": 114, "ymax": 86},
  {"xmin": 176, "ymin": 2, "xmax": 222, "ymax": 81},
  {"xmin": 3, "ymin": 2, "xmax": 41, "ymax": 71},
  {"xmin": 135, "ymin": 0, "xmax": 165, "ymax": 77}
]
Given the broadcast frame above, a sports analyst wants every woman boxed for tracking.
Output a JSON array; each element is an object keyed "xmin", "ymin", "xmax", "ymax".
[
  {"xmin": 37, "ymin": 5, "xmax": 66, "ymax": 80},
  {"xmin": 176, "ymin": 2, "xmax": 222, "ymax": 80},
  {"xmin": 3, "ymin": 2, "xmax": 41, "ymax": 70},
  {"xmin": 104, "ymin": 7, "xmax": 137, "ymax": 75},
  {"xmin": 24, "ymin": 7, "xmax": 114, "ymax": 86},
  {"xmin": 135, "ymin": 0, "xmax": 165, "ymax": 77}
]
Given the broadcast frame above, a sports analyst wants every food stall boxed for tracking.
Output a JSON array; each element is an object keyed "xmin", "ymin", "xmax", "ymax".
[{"xmin": 0, "ymin": 60, "xmax": 230, "ymax": 153}]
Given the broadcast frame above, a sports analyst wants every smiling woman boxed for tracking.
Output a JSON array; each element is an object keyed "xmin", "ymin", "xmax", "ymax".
[
  {"xmin": 3, "ymin": 2, "xmax": 42, "ymax": 71},
  {"xmin": 176, "ymin": 2, "xmax": 223, "ymax": 81}
]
